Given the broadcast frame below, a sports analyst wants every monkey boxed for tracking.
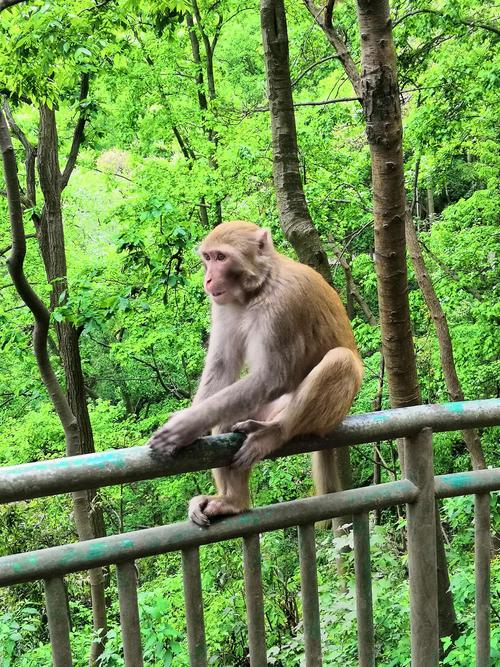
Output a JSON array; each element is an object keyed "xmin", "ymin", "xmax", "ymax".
[{"xmin": 149, "ymin": 221, "xmax": 363, "ymax": 526}]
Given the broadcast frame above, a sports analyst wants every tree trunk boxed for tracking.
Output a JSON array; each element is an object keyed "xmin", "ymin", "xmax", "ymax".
[
  {"xmin": 356, "ymin": 3, "xmax": 420, "ymax": 409},
  {"xmin": 36, "ymin": 105, "xmax": 107, "ymax": 666},
  {"xmin": 260, "ymin": 0, "xmax": 353, "ymax": 526},
  {"xmin": 186, "ymin": 6, "xmax": 223, "ymax": 225},
  {"xmin": 427, "ymin": 187, "xmax": 435, "ymax": 226},
  {"xmin": 356, "ymin": 0, "xmax": 457, "ymax": 639},
  {"xmin": 261, "ymin": 0, "xmax": 332, "ymax": 283},
  {"xmin": 405, "ymin": 213, "xmax": 486, "ymax": 470}
]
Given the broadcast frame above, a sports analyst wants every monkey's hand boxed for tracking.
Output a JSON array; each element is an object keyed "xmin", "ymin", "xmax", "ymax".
[{"xmin": 149, "ymin": 408, "xmax": 205, "ymax": 455}]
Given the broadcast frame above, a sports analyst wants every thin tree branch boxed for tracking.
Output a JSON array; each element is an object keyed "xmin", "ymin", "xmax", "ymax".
[
  {"xmin": 292, "ymin": 55, "xmax": 339, "ymax": 87},
  {"xmin": 131, "ymin": 23, "xmax": 196, "ymax": 161},
  {"xmin": 392, "ymin": 9, "xmax": 500, "ymax": 37},
  {"xmin": 302, "ymin": 0, "xmax": 362, "ymax": 97},
  {"xmin": 294, "ymin": 95, "xmax": 359, "ymax": 107},
  {"xmin": 1, "ymin": 100, "xmax": 32, "ymax": 154},
  {"xmin": 329, "ymin": 243, "xmax": 378, "ymax": 326},
  {"xmin": 60, "ymin": 73, "xmax": 90, "ymax": 190},
  {"xmin": 210, "ymin": 13, "xmax": 224, "ymax": 53},
  {"xmin": 0, "ymin": 233, "xmax": 36, "ymax": 257},
  {"xmin": 419, "ymin": 239, "xmax": 484, "ymax": 301},
  {"xmin": 246, "ymin": 95, "xmax": 359, "ymax": 114}
]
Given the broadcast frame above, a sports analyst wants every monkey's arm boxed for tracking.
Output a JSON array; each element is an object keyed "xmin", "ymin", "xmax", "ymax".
[
  {"xmin": 193, "ymin": 308, "xmax": 244, "ymax": 404},
  {"xmin": 149, "ymin": 369, "xmax": 283, "ymax": 454},
  {"xmin": 149, "ymin": 312, "xmax": 246, "ymax": 453},
  {"xmin": 193, "ymin": 343, "xmax": 243, "ymax": 405}
]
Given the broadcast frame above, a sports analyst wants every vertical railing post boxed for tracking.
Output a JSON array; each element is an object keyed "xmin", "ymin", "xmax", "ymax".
[
  {"xmin": 117, "ymin": 561, "xmax": 144, "ymax": 667},
  {"xmin": 182, "ymin": 547, "xmax": 207, "ymax": 667},
  {"xmin": 243, "ymin": 534, "xmax": 267, "ymax": 666},
  {"xmin": 298, "ymin": 523, "xmax": 322, "ymax": 667},
  {"xmin": 44, "ymin": 577, "xmax": 73, "ymax": 667},
  {"xmin": 353, "ymin": 512, "xmax": 374, "ymax": 667},
  {"xmin": 475, "ymin": 493, "xmax": 491, "ymax": 667},
  {"xmin": 405, "ymin": 427, "xmax": 439, "ymax": 666}
]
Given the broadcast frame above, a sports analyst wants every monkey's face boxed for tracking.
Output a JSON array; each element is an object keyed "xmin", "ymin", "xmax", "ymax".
[
  {"xmin": 198, "ymin": 223, "xmax": 274, "ymax": 305},
  {"xmin": 200, "ymin": 246, "xmax": 245, "ymax": 304}
]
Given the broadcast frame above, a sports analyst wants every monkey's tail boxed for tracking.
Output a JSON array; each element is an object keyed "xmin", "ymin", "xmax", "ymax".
[{"xmin": 312, "ymin": 449, "xmax": 345, "ymax": 496}]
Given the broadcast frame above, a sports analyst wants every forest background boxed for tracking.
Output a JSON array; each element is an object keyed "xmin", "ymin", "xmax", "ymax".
[{"xmin": 0, "ymin": 0, "xmax": 499, "ymax": 665}]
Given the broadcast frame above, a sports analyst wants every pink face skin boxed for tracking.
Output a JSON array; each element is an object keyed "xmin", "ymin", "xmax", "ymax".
[{"xmin": 201, "ymin": 248, "xmax": 239, "ymax": 304}]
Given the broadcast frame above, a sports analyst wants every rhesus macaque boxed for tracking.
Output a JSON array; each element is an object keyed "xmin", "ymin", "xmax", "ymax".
[{"xmin": 149, "ymin": 221, "xmax": 363, "ymax": 526}]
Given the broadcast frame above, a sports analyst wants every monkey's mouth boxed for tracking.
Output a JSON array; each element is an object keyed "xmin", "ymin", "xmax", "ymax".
[{"xmin": 212, "ymin": 290, "xmax": 226, "ymax": 297}]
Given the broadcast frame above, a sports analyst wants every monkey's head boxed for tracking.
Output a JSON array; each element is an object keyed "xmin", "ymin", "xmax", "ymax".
[{"xmin": 198, "ymin": 221, "xmax": 275, "ymax": 305}]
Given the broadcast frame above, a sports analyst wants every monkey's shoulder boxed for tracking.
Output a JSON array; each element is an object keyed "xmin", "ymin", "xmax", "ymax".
[{"xmin": 275, "ymin": 256, "xmax": 342, "ymax": 306}]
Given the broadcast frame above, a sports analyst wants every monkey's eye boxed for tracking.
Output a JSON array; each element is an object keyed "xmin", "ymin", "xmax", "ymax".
[
  {"xmin": 203, "ymin": 253, "xmax": 210, "ymax": 261},
  {"xmin": 216, "ymin": 252, "xmax": 226, "ymax": 261}
]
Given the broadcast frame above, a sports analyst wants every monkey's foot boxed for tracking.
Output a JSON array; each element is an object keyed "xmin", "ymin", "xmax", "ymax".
[
  {"xmin": 231, "ymin": 424, "xmax": 283, "ymax": 469},
  {"xmin": 188, "ymin": 495, "xmax": 247, "ymax": 527}
]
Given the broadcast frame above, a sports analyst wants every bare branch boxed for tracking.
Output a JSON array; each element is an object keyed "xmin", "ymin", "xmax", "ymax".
[
  {"xmin": 302, "ymin": 0, "xmax": 362, "ymax": 97},
  {"xmin": 2, "ymin": 99, "xmax": 37, "ymax": 206},
  {"xmin": 420, "ymin": 239, "xmax": 484, "ymax": 301},
  {"xmin": 0, "ymin": 0, "xmax": 28, "ymax": 11},
  {"xmin": 60, "ymin": 73, "xmax": 90, "ymax": 190},
  {"xmin": 329, "ymin": 243, "xmax": 378, "ymax": 326},
  {"xmin": 246, "ymin": 95, "xmax": 359, "ymax": 114},
  {"xmin": 211, "ymin": 13, "xmax": 224, "ymax": 53},
  {"xmin": 292, "ymin": 55, "xmax": 339, "ymax": 87},
  {"xmin": 0, "ymin": 233, "xmax": 36, "ymax": 257},
  {"xmin": 2, "ymin": 100, "xmax": 32, "ymax": 154}
]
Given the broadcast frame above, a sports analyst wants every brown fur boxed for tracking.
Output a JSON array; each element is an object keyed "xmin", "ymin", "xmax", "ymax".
[{"xmin": 149, "ymin": 221, "xmax": 363, "ymax": 525}]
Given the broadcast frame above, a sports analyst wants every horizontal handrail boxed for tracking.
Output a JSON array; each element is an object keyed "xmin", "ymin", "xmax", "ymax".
[
  {"xmin": 1, "ymin": 466, "xmax": 499, "ymax": 587},
  {"xmin": 434, "ymin": 468, "xmax": 500, "ymax": 498},
  {"xmin": 0, "ymin": 398, "xmax": 499, "ymax": 504},
  {"xmin": 0, "ymin": 480, "xmax": 418, "ymax": 586}
]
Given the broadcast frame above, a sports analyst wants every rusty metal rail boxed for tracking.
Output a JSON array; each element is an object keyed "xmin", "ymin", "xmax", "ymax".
[{"xmin": 0, "ymin": 399, "xmax": 499, "ymax": 667}]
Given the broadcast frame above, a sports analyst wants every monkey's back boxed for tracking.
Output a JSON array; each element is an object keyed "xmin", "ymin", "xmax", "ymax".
[{"xmin": 279, "ymin": 255, "xmax": 358, "ymax": 350}]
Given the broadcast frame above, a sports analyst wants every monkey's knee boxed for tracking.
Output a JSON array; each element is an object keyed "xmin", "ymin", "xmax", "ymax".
[{"xmin": 321, "ymin": 347, "xmax": 363, "ymax": 384}]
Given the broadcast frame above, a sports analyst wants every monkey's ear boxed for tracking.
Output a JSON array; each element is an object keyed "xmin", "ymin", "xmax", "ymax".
[{"xmin": 256, "ymin": 228, "xmax": 273, "ymax": 255}]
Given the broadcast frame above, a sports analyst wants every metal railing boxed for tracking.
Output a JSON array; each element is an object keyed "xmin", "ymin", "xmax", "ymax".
[{"xmin": 0, "ymin": 398, "xmax": 499, "ymax": 667}]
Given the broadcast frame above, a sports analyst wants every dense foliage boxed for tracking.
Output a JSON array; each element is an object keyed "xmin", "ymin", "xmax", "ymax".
[{"xmin": 0, "ymin": 0, "xmax": 498, "ymax": 664}]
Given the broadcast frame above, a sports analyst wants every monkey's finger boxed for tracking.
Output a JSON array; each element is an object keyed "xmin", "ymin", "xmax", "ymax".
[
  {"xmin": 148, "ymin": 439, "xmax": 180, "ymax": 458},
  {"xmin": 190, "ymin": 510, "xmax": 210, "ymax": 527},
  {"xmin": 231, "ymin": 419, "xmax": 262, "ymax": 434},
  {"xmin": 188, "ymin": 499, "xmax": 211, "ymax": 527}
]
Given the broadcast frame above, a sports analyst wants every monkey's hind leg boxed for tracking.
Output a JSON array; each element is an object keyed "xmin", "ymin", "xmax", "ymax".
[
  {"xmin": 188, "ymin": 467, "xmax": 251, "ymax": 526},
  {"xmin": 232, "ymin": 348, "xmax": 362, "ymax": 474},
  {"xmin": 282, "ymin": 347, "xmax": 362, "ymax": 496},
  {"xmin": 231, "ymin": 395, "xmax": 291, "ymax": 468}
]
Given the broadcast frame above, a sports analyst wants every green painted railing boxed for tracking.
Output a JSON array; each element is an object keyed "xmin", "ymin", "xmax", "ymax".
[{"xmin": 0, "ymin": 398, "xmax": 499, "ymax": 667}]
